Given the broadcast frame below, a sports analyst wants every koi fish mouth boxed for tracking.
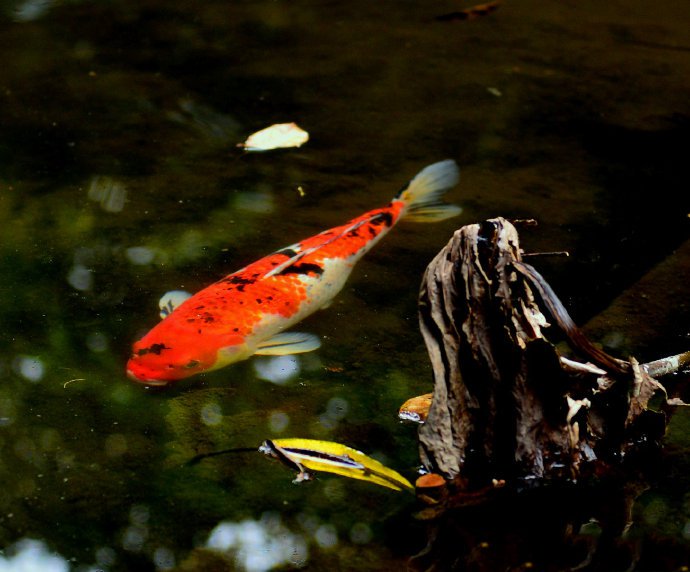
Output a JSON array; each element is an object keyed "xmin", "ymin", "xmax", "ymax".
[{"xmin": 126, "ymin": 368, "xmax": 170, "ymax": 387}]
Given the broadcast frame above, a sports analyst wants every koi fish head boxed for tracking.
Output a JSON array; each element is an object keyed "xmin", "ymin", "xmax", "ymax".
[{"xmin": 126, "ymin": 336, "xmax": 219, "ymax": 386}]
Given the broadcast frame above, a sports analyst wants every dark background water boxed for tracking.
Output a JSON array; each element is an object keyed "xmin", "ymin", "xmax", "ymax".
[{"xmin": 1, "ymin": 0, "xmax": 689, "ymax": 570}]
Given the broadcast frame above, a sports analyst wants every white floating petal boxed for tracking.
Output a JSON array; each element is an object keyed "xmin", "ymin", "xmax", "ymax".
[{"xmin": 239, "ymin": 122, "xmax": 309, "ymax": 151}]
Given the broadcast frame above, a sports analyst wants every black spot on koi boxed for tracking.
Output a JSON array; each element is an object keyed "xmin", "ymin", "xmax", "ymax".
[
  {"xmin": 370, "ymin": 212, "xmax": 393, "ymax": 227},
  {"xmin": 222, "ymin": 275, "xmax": 255, "ymax": 286},
  {"xmin": 136, "ymin": 343, "xmax": 171, "ymax": 357},
  {"xmin": 278, "ymin": 263, "xmax": 324, "ymax": 277},
  {"xmin": 276, "ymin": 248, "xmax": 299, "ymax": 258}
]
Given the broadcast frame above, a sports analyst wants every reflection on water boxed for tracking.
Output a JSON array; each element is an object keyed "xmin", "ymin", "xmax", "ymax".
[
  {"xmin": 85, "ymin": 331, "xmax": 109, "ymax": 353},
  {"xmin": 119, "ymin": 504, "xmax": 176, "ymax": 570},
  {"xmin": 10, "ymin": 0, "xmax": 53, "ymax": 22},
  {"xmin": 205, "ymin": 510, "xmax": 374, "ymax": 571},
  {"xmin": 318, "ymin": 396, "xmax": 349, "ymax": 431},
  {"xmin": 122, "ymin": 505, "xmax": 150, "ymax": 554},
  {"xmin": 11, "ymin": 355, "xmax": 44, "ymax": 383},
  {"xmin": 66, "ymin": 263, "xmax": 93, "ymax": 292},
  {"xmin": 313, "ymin": 522, "xmax": 338, "ymax": 549},
  {"xmin": 200, "ymin": 400, "xmax": 223, "ymax": 426},
  {"xmin": 349, "ymin": 522, "xmax": 373, "ymax": 545},
  {"xmin": 125, "ymin": 247, "xmax": 156, "ymax": 266},
  {"xmin": 268, "ymin": 410, "xmax": 290, "ymax": 433},
  {"xmin": 234, "ymin": 189, "xmax": 275, "ymax": 216},
  {"xmin": 87, "ymin": 177, "xmax": 128, "ymax": 214},
  {"xmin": 206, "ymin": 513, "xmax": 308, "ymax": 572},
  {"xmin": 168, "ymin": 99, "xmax": 240, "ymax": 144},
  {"xmin": 0, "ymin": 538, "xmax": 68, "ymax": 572},
  {"xmin": 253, "ymin": 355, "xmax": 301, "ymax": 385}
]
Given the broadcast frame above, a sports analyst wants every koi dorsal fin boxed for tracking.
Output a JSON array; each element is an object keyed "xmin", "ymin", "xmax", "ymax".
[
  {"xmin": 264, "ymin": 216, "xmax": 380, "ymax": 279},
  {"xmin": 159, "ymin": 290, "xmax": 192, "ymax": 319},
  {"xmin": 254, "ymin": 332, "xmax": 321, "ymax": 355}
]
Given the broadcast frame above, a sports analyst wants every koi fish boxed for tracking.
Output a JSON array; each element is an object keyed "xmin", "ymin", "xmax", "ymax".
[{"xmin": 126, "ymin": 160, "xmax": 461, "ymax": 386}]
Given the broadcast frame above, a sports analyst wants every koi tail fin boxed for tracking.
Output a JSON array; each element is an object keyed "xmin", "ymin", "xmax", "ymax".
[{"xmin": 397, "ymin": 159, "xmax": 462, "ymax": 222}]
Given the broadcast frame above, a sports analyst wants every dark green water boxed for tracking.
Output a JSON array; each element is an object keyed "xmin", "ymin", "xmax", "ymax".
[{"xmin": 1, "ymin": 0, "xmax": 689, "ymax": 570}]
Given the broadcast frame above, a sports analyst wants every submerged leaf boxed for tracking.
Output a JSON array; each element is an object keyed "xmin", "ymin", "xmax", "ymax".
[
  {"xmin": 238, "ymin": 122, "xmax": 309, "ymax": 151},
  {"xmin": 260, "ymin": 438, "xmax": 414, "ymax": 492}
]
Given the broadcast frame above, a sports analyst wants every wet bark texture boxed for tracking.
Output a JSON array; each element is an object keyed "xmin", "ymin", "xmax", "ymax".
[{"xmin": 418, "ymin": 218, "xmax": 669, "ymax": 485}]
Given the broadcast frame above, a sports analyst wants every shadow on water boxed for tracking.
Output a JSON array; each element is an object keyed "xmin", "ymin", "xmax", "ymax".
[
  {"xmin": 562, "ymin": 116, "xmax": 690, "ymax": 325},
  {"xmin": 411, "ymin": 404, "xmax": 690, "ymax": 572}
]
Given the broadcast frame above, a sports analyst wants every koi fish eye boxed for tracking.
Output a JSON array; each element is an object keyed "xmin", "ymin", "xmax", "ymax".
[{"xmin": 163, "ymin": 359, "xmax": 202, "ymax": 372}]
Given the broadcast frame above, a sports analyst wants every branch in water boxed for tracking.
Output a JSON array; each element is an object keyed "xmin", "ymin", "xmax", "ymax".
[
  {"xmin": 512, "ymin": 260, "xmax": 630, "ymax": 376},
  {"xmin": 643, "ymin": 350, "xmax": 690, "ymax": 378}
]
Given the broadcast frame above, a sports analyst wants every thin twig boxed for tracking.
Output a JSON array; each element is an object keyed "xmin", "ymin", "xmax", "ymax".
[{"xmin": 522, "ymin": 250, "xmax": 570, "ymax": 258}]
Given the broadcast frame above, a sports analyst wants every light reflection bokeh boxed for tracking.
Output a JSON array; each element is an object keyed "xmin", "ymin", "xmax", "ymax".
[
  {"xmin": 0, "ymin": 538, "xmax": 68, "ymax": 572},
  {"xmin": 152, "ymin": 546, "xmax": 175, "ymax": 570},
  {"xmin": 317, "ymin": 395, "xmax": 350, "ymax": 432},
  {"xmin": 253, "ymin": 355, "xmax": 301, "ymax": 385},
  {"xmin": 349, "ymin": 522, "xmax": 373, "ymax": 545},
  {"xmin": 313, "ymin": 523, "xmax": 338, "ymax": 549},
  {"xmin": 206, "ymin": 513, "xmax": 308, "ymax": 572},
  {"xmin": 85, "ymin": 332, "xmax": 109, "ymax": 353},
  {"xmin": 234, "ymin": 189, "xmax": 275, "ymax": 215},
  {"xmin": 11, "ymin": 0, "xmax": 53, "ymax": 22},
  {"xmin": 12, "ymin": 355, "xmax": 45, "ymax": 383},
  {"xmin": 67, "ymin": 263, "xmax": 93, "ymax": 291},
  {"xmin": 200, "ymin": 402, "xmax": 223, "ymax": 426},
  {"xmin": 268, "ymin": 410, "xmax": 290, "ymax": 433},
  {"xmin": 125, "ymin": 247, "xmax": 156, "ymax": 266},
  {"xmin": 87, "ymin": 176, "xmax": 128, "ymax": 214}
]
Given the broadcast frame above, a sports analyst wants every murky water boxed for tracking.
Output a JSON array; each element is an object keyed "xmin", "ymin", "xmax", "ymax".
[{"xmin": 1, "ymin": 0, "xmax": 689, "ymax": 570}]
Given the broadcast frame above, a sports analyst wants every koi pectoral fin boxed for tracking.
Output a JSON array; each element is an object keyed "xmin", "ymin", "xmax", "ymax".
[
  {"xmin": 254, "ymin": 332, "xmax": 321, "ymax": 356},
  {"xmin": 159, "ymin": 290, "xmax": 193, "ymax": 319}
]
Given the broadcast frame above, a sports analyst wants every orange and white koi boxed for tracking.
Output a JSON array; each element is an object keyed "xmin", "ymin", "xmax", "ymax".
[{"xmin": 126, "ymin": 160, "xmax": 461, "ymax": 386}]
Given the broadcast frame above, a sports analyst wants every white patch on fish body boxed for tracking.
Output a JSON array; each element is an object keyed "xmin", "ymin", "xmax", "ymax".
[
  {"xmin": 213, "ymin": 255, "xmax": 359, "ymax": 367},
  {"xmin": 301, "ymin": 255, "xmax": 358, "ymax": 311}
]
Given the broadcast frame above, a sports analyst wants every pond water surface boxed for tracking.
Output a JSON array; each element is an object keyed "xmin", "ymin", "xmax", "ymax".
[{"xmin": 1, "ymin": 1, "xmax": 690, "ymax": 570}]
